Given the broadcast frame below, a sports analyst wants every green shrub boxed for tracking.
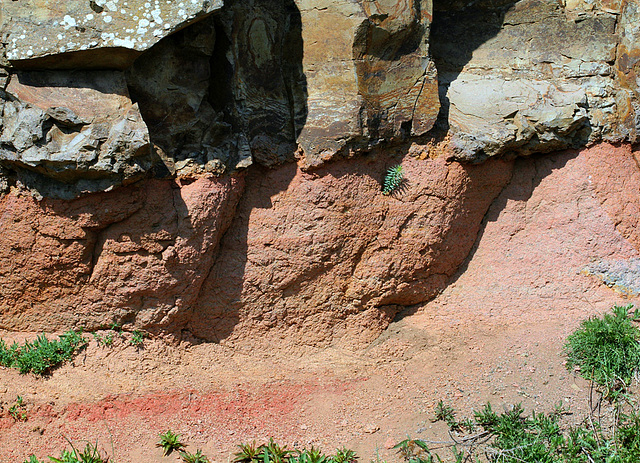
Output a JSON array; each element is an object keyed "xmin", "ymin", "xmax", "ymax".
[
  {"xmin": 0, "ymin": 330, "xmax": 87, "ymax": 375},
  {"xmin": 565, "ymin": 305, "xmax": 640, "ymax": 396}
]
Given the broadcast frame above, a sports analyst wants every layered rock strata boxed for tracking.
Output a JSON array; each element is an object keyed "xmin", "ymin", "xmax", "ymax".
[
  {"xmin": 0, "ymin": 0, "xmax": 639, "ymax": 346},
  {"xmin": 432, "ymin": 0, "xmax": 640, "ymax": 160}
]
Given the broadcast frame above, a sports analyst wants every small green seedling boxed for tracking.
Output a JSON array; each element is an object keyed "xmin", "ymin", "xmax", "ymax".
[
  {"xmin": 382, "ymin": 165, "xmax": 404, "ymax": 195},
  {"xmin": 9, "ymin": 395, "xmax": 27, "ymax": 421},
  {"xmin": 157, "ymin": 430, "xmax": 186, "ymax": 457},
  {"xmin": 333, "ymin": 447, "xmax": 358, "ymax": 463},
  {"xmin": 109, "ymin": 322, "xmax": 122, "ymax": 332},
  {"xmin": 130, "ymin": 330, "xmax": 145, "ymax": 347},
  {"xmin": 93, "ymin": 332, "xmax": 114, "ymax": 347},
  {"xmin": 181, "ymin": 450, "xmax": 210, "ymax": 463}
]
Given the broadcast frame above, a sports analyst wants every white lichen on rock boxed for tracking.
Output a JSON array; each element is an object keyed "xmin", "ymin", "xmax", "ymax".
[{"xmin": 1, "ymin": 0, "xmax": 223, "ymax": 65}]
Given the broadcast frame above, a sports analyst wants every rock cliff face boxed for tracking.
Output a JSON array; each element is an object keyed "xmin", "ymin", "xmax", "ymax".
[{"xmin": 0, "ymin": 0, "xmax": 639, "ymax": 347}]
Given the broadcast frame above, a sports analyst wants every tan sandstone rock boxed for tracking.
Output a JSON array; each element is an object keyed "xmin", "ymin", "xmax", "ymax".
[
  {"xmin": 432, "ymin": 0, "xmax": 636, "ymax": 160},
  {"xmin": 296, "ymin": 0, "xmax": 439, "ymax": 166}
]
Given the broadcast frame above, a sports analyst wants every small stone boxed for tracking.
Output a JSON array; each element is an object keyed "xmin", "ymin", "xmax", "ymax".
[{"xmin": 364, "ymin": 424, "xmax": 380, "ymax": 434}]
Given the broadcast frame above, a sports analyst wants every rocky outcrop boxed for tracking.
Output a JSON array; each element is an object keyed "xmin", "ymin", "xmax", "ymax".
[
  {"xmin": 0, "ymin": 0, "xmax": 439, "ymax": 194},
  {"xmin": 424, "ymin": 143, "xmax": 640, "ymax": 329},
  {"xmin": 0, "ymin": 150, "xmax": 511, "ymax": 347},
  {"xmin": 1, "ymin": 0, "xmax": 640, "ymax": 346},
  {"xmin": 296, "ymin": 0, "xmax": 439, "ymax": 167},
  {"xmin": 0, "ymin": 175, "xmax": 243, "ymax": 332},
  {"xmin": 616, "ymin": 0, "xmax": 640, "ymax": 141},
  {"xmin": 1, "ymin": 70, "xmax": 152, "ymax": 197},
  {"xmin": 190, "ymin": 153, "xmax": 512, "ymax": 347},
  {"xmin": 432, "ymin": 0, "xmax": 639, "ymax": 161},
  {"xmin": 1, "ymin": 0, "xmax": 224, "ymax": 68}
]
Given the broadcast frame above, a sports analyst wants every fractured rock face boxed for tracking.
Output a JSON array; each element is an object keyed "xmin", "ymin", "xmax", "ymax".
[
  {"xmin": 0, "ymin": 175, "xmax": 244, "ymax": 332},
  {"xmin": 616, "ymin": 0, "xmax": 640, "ymax": 141},
  {"xmin": 296, "ymin": 0, "xmax": 440, "ymax": 166},
  {"xmin": 189, "ymin": 153, "xmax": 513, "ymax": 348},
  {"xmin": 0, "ymin": 70, "xmax": 152, "ymax": 197},
  {"xmin": 431, "ymin": 0, "xmax": 635, "ymax": 161},
  {"xmin": 1, "ymin": 0, "xmax": 224, "ymax": 69}
]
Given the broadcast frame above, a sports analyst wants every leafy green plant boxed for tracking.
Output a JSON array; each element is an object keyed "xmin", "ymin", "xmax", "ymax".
[
  {"xmin": 0, "ymin": 331, "xmax": 86, "ymax": 375},
  {"xmin": 92, "ymin": 332, "xmax": 114, "ymax": 348},
  {"xmin": 130, "ymin": 330, "xmax": 145, "ymax": 348},
  {"xmin": 333, "ymin": 447, "xmax": 358, "ymax": 463},
  {"xmin": 260, "ymin": 438, "xmax": 292, "ymax": 462},
  {"xmin": 9, "ymin": 395, "xmax": 27, "ymax": 421},
  {"xmin": 565, "ymin": 305, "xmax": 640, "ymax": 397},
  {"xmin": 157, "ymin": 430, "xmax": 186, "ymax": 457},
  {"xmin": 382, "ymin": 165, "xmax": 404, "ymax": 195},
  {"xmin": 233, "ymin": 441, "xmax": 262, "ymax": 463},
  {"xmin": 23, "ymin": 456, "xmax": 43, "ymax": 463},
  {"xmin": 181, "ymin": 450, "xmax": 210, "ymax": 463},
  {"xmin": 234, "ymin": 441, "xmax": 356, "ymax": 463}
]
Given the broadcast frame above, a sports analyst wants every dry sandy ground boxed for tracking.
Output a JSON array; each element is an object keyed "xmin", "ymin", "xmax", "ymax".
[
  {"xmin": 2, "ymin": 146, "xmax": 639, "ymax": 462},
  {"xmin": 0, "ymin": 302, "xmax": 624, "ymax": 463}
]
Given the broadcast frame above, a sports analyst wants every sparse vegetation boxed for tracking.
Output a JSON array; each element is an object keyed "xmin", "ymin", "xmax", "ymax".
[
  {"xmin": 92, "ymin": 331, "xmax": 114, "ymax": 347},
  {"xmin": 0, "ymin": 330, "xmax": 87, "ymax": 375},
  {"xmin": 23, "ymin": 441, "xmax": 110, "ymax": 463},
  {"xmin": 392, "ymin": 305, "xmax": 640, "ymax": 462},
  {"xmin": 181, "ymin": 449, "xmax": 210, "ymax": 463},
  {"xmin": 9, "ymin": 395, "xmax": 27, "ymax": 421},
  {"xmin": 382, "ymin": 165, "xmax": 404, "ymax": 195},
  {"xmin": 130, "ymin": 329, "xmax": 145, "ymax": 348},
  {"xmin": 233, "ymin": 439, "xmax": 357, "ymax": 463},
  {"xmin": 17, "ymin": 305, "xmax": 640, "ymax": 462}
]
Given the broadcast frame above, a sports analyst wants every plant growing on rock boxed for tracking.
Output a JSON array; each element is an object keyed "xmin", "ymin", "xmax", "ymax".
[
  {"xmin": 130, "ymin": 329, "xmax": 145, "ymax": 348},
  {"xmin": 382, "ymin": 165, "xmax": 404, "ymax": 195}
]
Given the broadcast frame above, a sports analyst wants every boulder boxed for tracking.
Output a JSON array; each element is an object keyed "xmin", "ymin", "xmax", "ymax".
[
  {"xmin": 0, "ymin": 70, "xmax": 152, "ymax": 197},
  {"xmin": 1, "ymin": 0, "xmax": 223, "ymax": 69},
  {"xmin": 296, "ymin": 0, "xmax": 440, "ymax": 167},
  {"xmin": 432, "ymin": 0, "xmax": 632, "ymax": 160}
]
